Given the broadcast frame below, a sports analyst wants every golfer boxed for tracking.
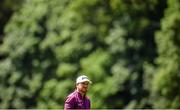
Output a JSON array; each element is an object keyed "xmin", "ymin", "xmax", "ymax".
[{"xmin": 64, "ymin": 75, "xmax": 92, "ymax": 109}]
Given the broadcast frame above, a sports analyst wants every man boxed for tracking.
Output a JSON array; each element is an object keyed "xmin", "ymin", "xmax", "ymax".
[{"xmin": 64, "ymin": 75, "xmax": 92, "ymax": 109}]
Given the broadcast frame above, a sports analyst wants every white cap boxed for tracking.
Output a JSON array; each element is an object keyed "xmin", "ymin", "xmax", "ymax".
[{"xmin": 76, "ymin": 75, "xmax": 92, "ymax": 84}]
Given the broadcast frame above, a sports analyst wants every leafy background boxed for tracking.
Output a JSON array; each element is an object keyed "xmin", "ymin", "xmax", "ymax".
[{"xmin": 0, "ymin": 0, "xmax": 179, "ymax": 109}]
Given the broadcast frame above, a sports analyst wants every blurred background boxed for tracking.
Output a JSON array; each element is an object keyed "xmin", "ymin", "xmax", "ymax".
[{"xmin": 0, "ymin": 0, "xmax": 180, "ymax": 109}]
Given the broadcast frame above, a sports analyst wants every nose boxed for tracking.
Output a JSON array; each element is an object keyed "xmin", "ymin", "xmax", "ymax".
[
  {"xmin": 84, "ymin": 84, "xmax": 88, "ymax": 87},
  {"xmin": 82, "ymin": 83, "xmax": 89, "ymax": 88}
]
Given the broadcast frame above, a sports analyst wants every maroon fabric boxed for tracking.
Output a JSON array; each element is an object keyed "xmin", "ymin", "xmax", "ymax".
[{"xmin": 64, "ymin": 90, "xmax": 90, "ymax": 110}]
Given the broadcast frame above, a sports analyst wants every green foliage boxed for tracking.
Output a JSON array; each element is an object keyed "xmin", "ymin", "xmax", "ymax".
[
  {"xmin": 80, "ymin": 49, "xmax": 110, "ymax": 82},
  {"xmin": 0, "ymin": 0, "xmax": 24, "ymax": 42},
  {"xmin": 37, "ymin": 79, "xmax": 73, "ymax": 108},
  {"xmin": 152, "ymin": 0, "xmax": 180, "ymax": 108},
  {"xmin": 0, "ymin": 0, "xmax": 176, "ymax": 109}
]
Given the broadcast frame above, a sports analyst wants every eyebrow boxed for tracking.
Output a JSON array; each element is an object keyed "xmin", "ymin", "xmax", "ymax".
[{"xmin": 81, "ymin": 82, "xmax": 89, "ymax": 84}]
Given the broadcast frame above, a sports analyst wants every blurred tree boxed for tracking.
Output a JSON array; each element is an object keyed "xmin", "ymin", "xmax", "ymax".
[
  {"xmin": 0, "ymin": 0, "xmax": 170, "ymax": 109},
  {"xmin": 0, "ymin": 0, "xmax": 24, "ymax": 43},
  {"xmin": 105, "ymin": 0, "xmax": 167, "ymax": 108},
  {"xmin": 152, "ymin": 0, "xmax": 180, "ymax": 108}
]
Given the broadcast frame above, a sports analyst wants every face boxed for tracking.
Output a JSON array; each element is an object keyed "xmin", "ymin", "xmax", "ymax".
[{"xmin": 76, "ymin": 81, "xmax": 89, "ymax": 93}]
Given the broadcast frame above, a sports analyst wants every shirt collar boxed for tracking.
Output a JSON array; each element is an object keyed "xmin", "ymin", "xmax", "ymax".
[{"xmin": 76, "ymin": 90, "xmax": 86, "ymax": 98}]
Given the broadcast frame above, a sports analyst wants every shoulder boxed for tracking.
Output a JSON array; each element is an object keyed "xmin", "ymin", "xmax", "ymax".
[
  {"xmin": 65, "ymin": 91, "xmax": 78, "ymax": 103},
  {"xmin": 85, "ymin": 96, "xmax": 91, "ymax": 108},
  {"xmin": 64, "ymin": 91, "xmax": 78, "ymax": 109},
  {"xmin": 85, "ymin": 95, "xmax": 90, "ymax": 100},
  {"xmin": 85, "ymin": 96, "xmax": 91, "ymax": 102}
]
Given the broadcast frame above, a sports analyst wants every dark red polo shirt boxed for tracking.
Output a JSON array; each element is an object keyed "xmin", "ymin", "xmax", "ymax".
[{"xmin": 64, "ymin": 90, "xmax": 91, "ymax": 109}]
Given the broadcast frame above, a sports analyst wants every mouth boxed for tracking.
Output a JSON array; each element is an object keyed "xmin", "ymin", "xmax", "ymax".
[{"xmin": 83, "ymin": 87, "xmax": 88, "ymax": 91}]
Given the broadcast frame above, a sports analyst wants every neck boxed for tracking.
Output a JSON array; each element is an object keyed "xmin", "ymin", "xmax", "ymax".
[{"xmin": 76, "ymin": 89, "xmax": 85, "ymax": 97}]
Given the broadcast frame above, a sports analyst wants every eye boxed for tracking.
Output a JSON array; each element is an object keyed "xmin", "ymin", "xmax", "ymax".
[{"xmin": 81, "ymin": 82, "xmax": 89, "ymax": 85}]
